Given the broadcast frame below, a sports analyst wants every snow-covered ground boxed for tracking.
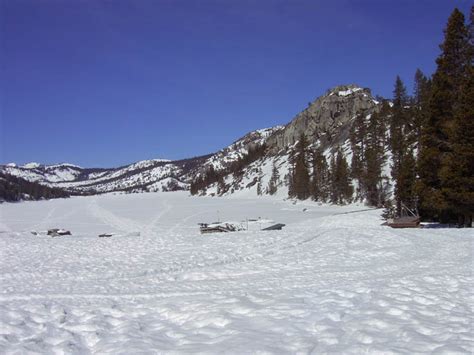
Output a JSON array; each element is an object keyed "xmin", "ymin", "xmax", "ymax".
[{"xmin": 0, "ymin": 193, "xmax": 472, "ymax": 354}]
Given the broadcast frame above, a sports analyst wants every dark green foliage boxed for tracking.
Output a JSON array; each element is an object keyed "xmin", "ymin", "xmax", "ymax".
[
  {"xmin": 390, "ymin": 76, "xmax": 416, "ymax": 216},
  {"xmin": 417, "ymin": 7, "xmax": 472, "ymax": 223},
  {"xmin": 390, "ymin": 76, "xmax": 409, "ymax": 158},
  {"xmin": 363, "ymin": 111, "xmax": 387, "ymax": 206},
  {"xmin": 412, "ymin": 69, "xmax": 431, "ymax": 144},
  {"xmin": 349, "ymin": 113, "xmax": 366, "ymax": 199},
  {"xmin": 330, "ymin": 148, "xmax": 353, "ymax": 204},
  {"xmin": 0, "ymin": 173, "xmax": 70, "ymax": 202},
  {"xmin": 290, "ymin": 134, "xmax": 311, "ymax": 200},
  {"xmin": 310, "ymin": 147, "xmax": 330, "ymax": 202},
  {"xmin": 439, "ymin": 8, "xmax": 474, "ymax": 227},
  {"xmin": 348, "ymin": 107, "xmax": 387, "ymax": 206},
  {"xmin": 396, "ymin": 150, "xmax": 417, "ymax": 211}
]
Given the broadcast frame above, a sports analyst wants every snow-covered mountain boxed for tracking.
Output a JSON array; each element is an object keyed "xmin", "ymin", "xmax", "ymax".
[
  {"xmin": 1, "ymin": 159, "xmax": 200, "ymax": 194},
  {"xmin": 1, "ymin": 84, "xmax": 388, "ymax": 197},
  {"xmin": 1, "ymin": 126, "xmax": 286, "ymax": 195},
  {"xmin": 191, "ymin": 84, "xmax": 388, "ymax": 198}
]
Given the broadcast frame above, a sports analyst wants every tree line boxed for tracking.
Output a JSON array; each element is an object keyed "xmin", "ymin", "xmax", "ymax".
[
  {"xmin": 286, "ymin": 134, "xmax": 353, "ymax": 205},
  {"xmin": 0, "ymin": 172, "xmax": 70, "ymax": 202}
]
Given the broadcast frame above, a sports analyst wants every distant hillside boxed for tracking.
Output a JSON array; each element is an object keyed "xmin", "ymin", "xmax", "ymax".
[{"xmin": 0, "ymin": 172, "xmax": 70, "ymax": 202}]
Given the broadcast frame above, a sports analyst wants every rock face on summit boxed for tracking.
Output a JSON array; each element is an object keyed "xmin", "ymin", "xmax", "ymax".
[{"xmin": 267, "ymin": 84, "xmax": 379, "ymax": 152}]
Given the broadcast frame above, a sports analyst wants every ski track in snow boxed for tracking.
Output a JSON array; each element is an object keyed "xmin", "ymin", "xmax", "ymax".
[{"xmin": 0, "ymin": 192, "xmax": 473, "ymax": 354}]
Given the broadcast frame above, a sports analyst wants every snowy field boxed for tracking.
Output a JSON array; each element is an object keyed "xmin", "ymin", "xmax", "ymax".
[{"xmin": 0, "ymin": 192, "xmax": 473, "ymax": 354}]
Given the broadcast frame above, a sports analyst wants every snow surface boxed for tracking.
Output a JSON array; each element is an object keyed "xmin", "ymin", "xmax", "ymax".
[
  {"xmin": 0, "ymin": 193, "xmax": 473, "ymax": 353},
  {"xmin": 22, "ymin": 162, "xmax": 41, "ymax": 169}
]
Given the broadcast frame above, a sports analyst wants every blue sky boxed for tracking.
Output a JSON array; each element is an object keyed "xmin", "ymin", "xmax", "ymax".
[{"xmin": 1, "ymin": 0, "xmax": 472, "ymax": 167}]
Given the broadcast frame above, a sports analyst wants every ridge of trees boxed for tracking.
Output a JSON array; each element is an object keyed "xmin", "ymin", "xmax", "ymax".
[
  {"xmin": 287, "ymin": 133, "xmax": 353, "ymax": 205},
  {"xmin": 0, "ymin": 172, "xmax": 70, "ymax": 202}
]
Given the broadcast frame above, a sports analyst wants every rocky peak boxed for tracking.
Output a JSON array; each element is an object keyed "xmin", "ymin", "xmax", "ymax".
[
  {"xmin": 267, "ymin": 84, "xmax": 379, "ymax": 152},
  {"xmin": 326, "ymin": 84, "xmax": 366, "ymax": 97}
]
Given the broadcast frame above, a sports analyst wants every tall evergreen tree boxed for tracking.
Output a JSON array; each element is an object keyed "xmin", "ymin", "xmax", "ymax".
[
  {"xmin": 310, "ymin": 147, "xmax": 329, "ymax": 202},
  {"xmin": 412, "ymin": 69, "xmax": 431, "ymax": 145},
  {"xmin": 329, "ymin": 153, "xmax": 338, "ymax": 203},
  {"xmin": 349, "ymin": 113, "xmax": 366, "ymax": 200},
  {"xmin": 439, "ymin": 6, "xmax": 474, "ymax": 226},
  {"xmin": 330, "ymin": 148, "xmax": 353, "ymax": 204},
  {"xmin": 417, "ymin": 8, "xmax": 471, "ymax": 221},
  {"xmin": 267, "ymin": 162, "xmax": 280, "ymax": 195},
  {"xmin": 292, "ymin": 134, "xmax": 311, "ymax": 200},
  {"xmin": 390, "ymin": 76, "xmax": 411, "ymax": 215},
  {"xmin": 397, "ymin": 149, "xmax": 417, "ymax": 212},
  {"xmin": 363, "ymin": 111, "xmax": 387, "ymax": 206}
]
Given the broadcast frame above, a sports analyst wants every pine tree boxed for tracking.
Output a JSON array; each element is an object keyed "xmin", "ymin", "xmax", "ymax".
[
  {"xmin": 397, "ymin": 149, "xmax": 417, "ymax": 211},
  {"xmin": 439, "ymin": 6, "xmax": 474, "ymax": 226},
  {"xmin": 310, "ymin": 147, "xmax": 329, "ymax": 202},
  {"xmin": 363, "ymin": 111, "xmax": 386, "ymax": 206},
  {"xmin": 417, "ymin": 8, "xmax": 471, "ymax": 221},
  {"xmin": 217, "ymin": 176, "xmax": 226, "ymax": 195},
  {"xmin": 292, "ymin": 134, "xmax": 310, "ymax": 200},
  {"xmin": 287, "ymin": 167, "xmax": 295, "ymax": 198},
  {"xmin": 267, "ymin": 162, "xmax": 279, "ymax": 195},
  {"xmin": 390, "ymin": 76, "xmax": 410, "ymax": 216},
  {"xmin": 337, "ymin": 148, "xmax": 353, "ymax": 204},
  {"xmin": 349, "ymin": 113, "xmax": 366, "ymax": 200},
  {"xmin": 330, "ymin": 148, "xmax": 353, "ymax": 204},
  {"xmin": 329, "ymin": 153, "xmax": 337, "ymax": 203},
  {"xmin": 412, "ymin": 69, "xmax": 431, "ymax": 145}
]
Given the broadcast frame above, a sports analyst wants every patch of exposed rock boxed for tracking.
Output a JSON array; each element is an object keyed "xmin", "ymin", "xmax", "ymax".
[{"xmin": 267, "ymin": 84, "xmax": 380, "ymax": 152}]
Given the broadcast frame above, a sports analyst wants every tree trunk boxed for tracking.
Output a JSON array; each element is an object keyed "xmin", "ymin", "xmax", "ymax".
[{"xmin": 464, "ymin": 213, "xmax": 472, "ymax": 228}]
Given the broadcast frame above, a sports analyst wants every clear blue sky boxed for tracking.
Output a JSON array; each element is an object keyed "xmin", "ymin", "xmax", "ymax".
[{"xmin": 1, "ymin": 0, "xmax": 471, "ymax": 167}]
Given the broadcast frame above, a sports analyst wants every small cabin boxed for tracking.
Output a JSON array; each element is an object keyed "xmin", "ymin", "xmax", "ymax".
[{"xmin": 386, "ymin": 216, "xmax": 420, "ymax": 228}]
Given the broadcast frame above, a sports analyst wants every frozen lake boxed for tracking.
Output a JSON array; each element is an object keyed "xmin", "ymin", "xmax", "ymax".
[{"xmin": 1, "ymin": 192, "xmax": 473, "ymax": 353}]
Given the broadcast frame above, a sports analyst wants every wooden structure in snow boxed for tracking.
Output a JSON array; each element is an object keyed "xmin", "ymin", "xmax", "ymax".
[
  {"xmin": 47, "ymin": 229, "xmax": 71, "ymax": 237},
  {"xmin": 386, "ymin": 216, "xmax": 420, "ymax": 228},
  {"xmin": 262, "ymin": 223, "xmax": 286, "ymax": 231},
  {"xmin": 199, "ymin": 223, "xmax": 238, "ymax": 234},
  {"xmin": 384, "ymin": 203, "xmax": 420, "ymax": 228}
]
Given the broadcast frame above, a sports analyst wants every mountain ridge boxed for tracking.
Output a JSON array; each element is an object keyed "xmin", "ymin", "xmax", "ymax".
[{"xmin": 1, "ymin": 84, "xmax": 387, "ymax": 200}]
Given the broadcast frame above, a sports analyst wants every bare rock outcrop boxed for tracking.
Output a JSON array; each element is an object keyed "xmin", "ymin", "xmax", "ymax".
[{"xmin": 267, "ymin": 84, "xmax": 380, "ymax": 152}]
